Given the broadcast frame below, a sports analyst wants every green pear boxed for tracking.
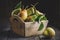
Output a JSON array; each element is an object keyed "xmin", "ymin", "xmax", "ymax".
[
  {"xmin": 43, "ymin": 27, "xmax": 55, "ymax": 37},
  {"xmin": 47, "ymin": 27, "xmax": 55, "ymax": 37},
  {"xmin": 43, "ymin": 30, "xmax": 49, "ymax": 36}
]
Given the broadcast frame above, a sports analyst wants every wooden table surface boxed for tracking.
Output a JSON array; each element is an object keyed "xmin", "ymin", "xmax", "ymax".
[{"xmin": 0, "ymin": 27, "xmax": 60, "ymax": 40}]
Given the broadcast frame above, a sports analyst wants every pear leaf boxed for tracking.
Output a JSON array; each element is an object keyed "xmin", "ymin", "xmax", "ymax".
[
  {"xmin": 15, "ymin": 1, "xmax": 22, "ymax": 9},
  {"xmin": 38, "ymin": 22, "xmax": 44, "ymax": 31}
]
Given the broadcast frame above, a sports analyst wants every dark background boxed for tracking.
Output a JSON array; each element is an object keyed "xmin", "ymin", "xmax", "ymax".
[{"xmin": 0, "ymin": 0, "xmax": 60, "ymax": 31}]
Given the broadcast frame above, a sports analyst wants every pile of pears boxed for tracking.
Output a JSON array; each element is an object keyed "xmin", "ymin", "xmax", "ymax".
[
  {"xmin": 11, "ymin": 2, "xmax": 55, "ymax": 38},
  {"xmin": 12, "ymin": 7, "xmax": 47, "ymax": 22}
]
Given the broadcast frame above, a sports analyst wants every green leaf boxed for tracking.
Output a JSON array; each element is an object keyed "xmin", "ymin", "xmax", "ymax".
[
  {"xmin": 15, "ymin": 1, "xmax": 22, "ymax": 9},
  {"xmin": 35, "ymin": 15, "xmax": 43, "ymax": 21},
  {"xmin": 40, "ymin": 16, "xmax": 47, "ymax": 21},
  {"xmin": 32, "ymin": 15, "xmax": 37, "ymax": 21},
  {"xmin": 38, "ymin": 22, "xmax": 44, "ymax": 31}
]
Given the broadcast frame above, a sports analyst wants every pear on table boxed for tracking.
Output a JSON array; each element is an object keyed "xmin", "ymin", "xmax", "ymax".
[{"xmin": 43, "ymin": 27, "xmax": 55, "ymax": 37}]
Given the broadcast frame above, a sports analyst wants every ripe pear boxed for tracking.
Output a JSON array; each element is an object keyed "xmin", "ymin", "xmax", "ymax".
[
  {"xmin": 19, "ymin": 9, "xmax": 27, "ymax": 20},
  {"xmin": 47, "ymin": 27, "xmax": 55, "ymax": 37},
  {"xmin": 25, "ymin": 16, "xmax": 34, "ymax": 22},
  {"xmin": 43, "ymin": 27, "xmax": 55, "ymax": 37},
  {"xmin": 43, "ymin": 30, "xmax": 49, "ymax": 36}
]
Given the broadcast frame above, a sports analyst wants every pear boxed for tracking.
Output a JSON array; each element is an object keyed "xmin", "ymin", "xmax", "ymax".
[
  {"xmin": 47, "ymin": 27, "xmax": 55, "ymax": 37},
  {"xmin": 43, "ymin": 30, "xmax": 49, "ymax": 36},
  {"xmin": 43, "ymin": 27, "xmax": 55, "ymax": 37},
  {"xmin": 25, "ymin": 16, "xmax": 34, "ymax": 22},
  {"xmin": 19, "ymin": 9, "xmax": 27, "ymax": 20}
]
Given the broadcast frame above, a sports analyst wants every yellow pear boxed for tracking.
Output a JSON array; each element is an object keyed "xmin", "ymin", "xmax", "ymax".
[
  {"xmin": 43, "ymin": 30, "xmax": 49, "ymax": 36},
  {"xmin": 47, "ymin": 27, "xmax": 55, "ymax": 37},
  {"xmin": 19, "ymin": 9, "xmax": 27, "ymax": 20}
]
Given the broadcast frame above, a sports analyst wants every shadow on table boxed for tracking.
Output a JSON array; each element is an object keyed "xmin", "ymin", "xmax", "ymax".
[
  {"xmin": 0, "ymin": 30, "xmax": 54, "ymax": 40},
  {"xmin": 0, "ymin": 30, "xmax": 24, "ymax": 38},
  {"xmin": 0, "ymin": 27, "xmax": 60, "ymax": 40}
]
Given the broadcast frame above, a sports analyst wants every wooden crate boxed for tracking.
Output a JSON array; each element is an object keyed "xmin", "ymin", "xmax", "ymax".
[{"xmin": 10, "ymin": 16, "xmax": 48, "ymax": 37}]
